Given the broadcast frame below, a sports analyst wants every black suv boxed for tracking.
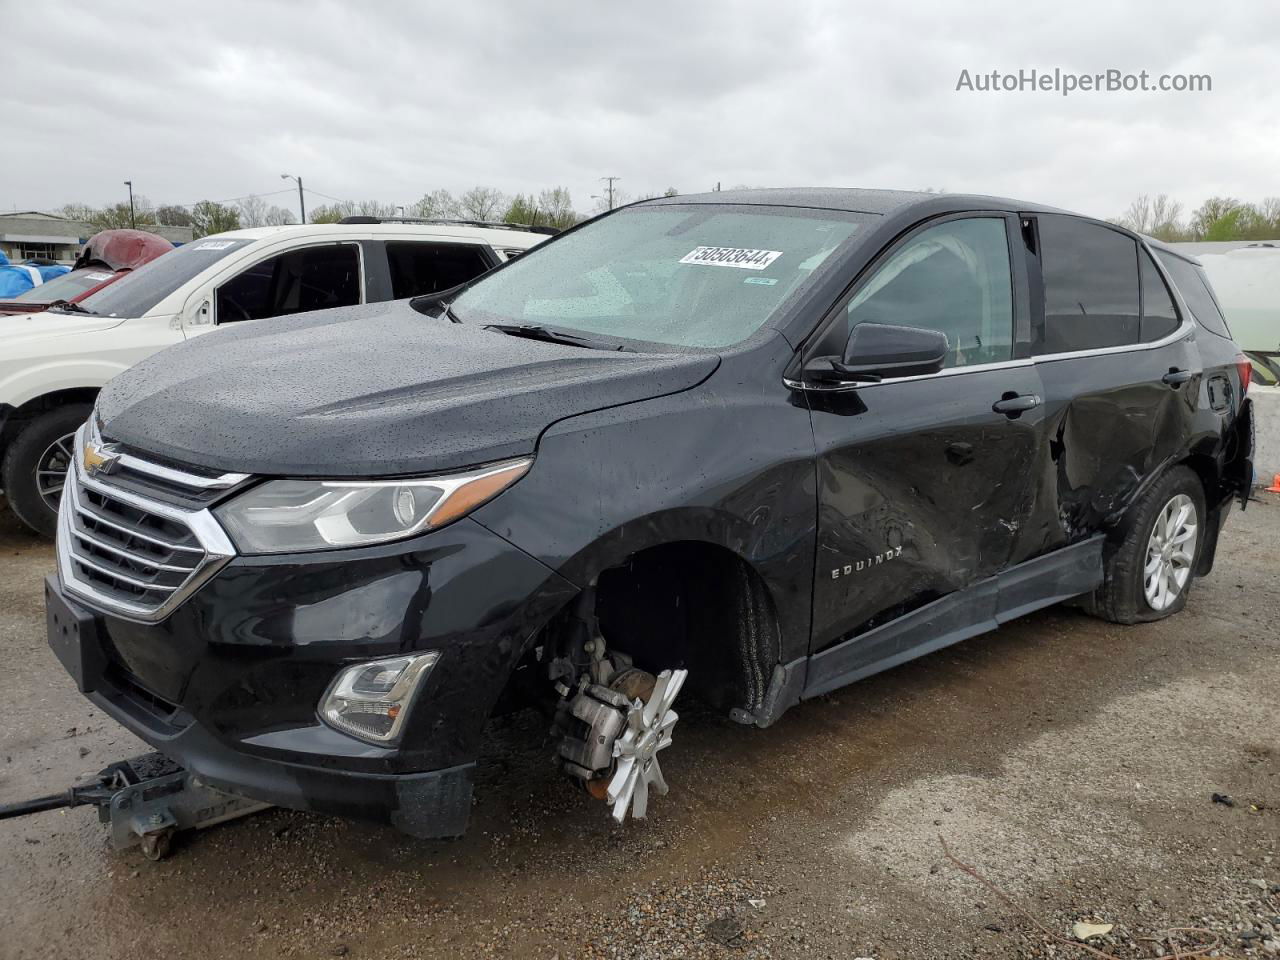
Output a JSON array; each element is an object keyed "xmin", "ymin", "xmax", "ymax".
[{"xmin": 46, "ymin": 189, "xmax": 1254, "ymax": 837}]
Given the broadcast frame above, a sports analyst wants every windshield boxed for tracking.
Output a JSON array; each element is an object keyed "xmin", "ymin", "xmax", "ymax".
[
  {"xmin": 450, "ymin": 204, "xmax": 868, "ymax": 348},
  {"xmin": 75, "ymin": 238, "xmax": 252, "ymax": 317},
  {"xmin": 9, "ymin": 267, "xmax": 117, "ymax": 303}
]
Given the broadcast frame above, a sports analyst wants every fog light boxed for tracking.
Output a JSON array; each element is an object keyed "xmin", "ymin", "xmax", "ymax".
[{"xmin": 319, "ymin": 652, "xmax": 439, "ymax": 744}]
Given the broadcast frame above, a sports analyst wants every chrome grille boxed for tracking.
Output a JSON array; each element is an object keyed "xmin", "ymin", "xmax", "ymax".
[{"xmin": 57, "ymin": 425, "xmax": 237, "ymax": 622}]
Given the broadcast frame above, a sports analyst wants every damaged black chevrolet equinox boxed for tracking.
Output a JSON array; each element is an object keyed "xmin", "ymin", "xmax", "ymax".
[{"xmin": 47, "ymin": 189, "xmax": 1254, "ymax": 837}]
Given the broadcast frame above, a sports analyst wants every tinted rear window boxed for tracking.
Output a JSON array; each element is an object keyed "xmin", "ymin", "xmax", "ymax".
[
  {"xmin": 387, "ymin": 241, "xmax": 491, "ymax": 298},
  {"xmin": 1139, "ymin": 248, "xmax": 1180, "ymax": 342},
  {"xmin": 1035, "ymin": 215, "xmax": 1139, "ymax": 355},
  {"xmin": 1155, "ymin": 251, "xmax": 1233, "ymax": 339},
  {"xmin": 76, "ymin": 238, "xmax": 252, "ymax": 318}
]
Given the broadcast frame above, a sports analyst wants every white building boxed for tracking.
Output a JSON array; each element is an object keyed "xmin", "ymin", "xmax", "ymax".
[{"xmin": 0, "ymin": 211, "xmax": 193, "ymax": 264}]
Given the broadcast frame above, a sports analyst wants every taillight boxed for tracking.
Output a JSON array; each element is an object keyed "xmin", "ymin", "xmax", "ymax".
[{"xmin": 1235, "ymin": 353, "xmax": 1252, "ymax": 397}]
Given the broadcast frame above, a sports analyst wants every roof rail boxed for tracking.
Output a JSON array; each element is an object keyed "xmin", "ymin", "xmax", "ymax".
[{"xmin": 337, "ymin": 215, "xmax": 559, "ymax": 235}]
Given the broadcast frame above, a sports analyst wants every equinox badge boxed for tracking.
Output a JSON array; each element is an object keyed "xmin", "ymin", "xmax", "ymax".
[{"xmin": 832, "ymin": 545, "xmax": 904, "ymax": 579}]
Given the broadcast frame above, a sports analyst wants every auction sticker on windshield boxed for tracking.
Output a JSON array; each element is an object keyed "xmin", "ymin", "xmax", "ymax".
[{"xmin": 679, "ymin": 246, "xmax": 782, "ymax": 270}]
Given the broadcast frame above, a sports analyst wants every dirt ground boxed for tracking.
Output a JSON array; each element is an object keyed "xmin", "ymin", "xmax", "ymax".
[{"xmin": 0, "ymin": 496, "xmax": 1276, "ymax": 960}]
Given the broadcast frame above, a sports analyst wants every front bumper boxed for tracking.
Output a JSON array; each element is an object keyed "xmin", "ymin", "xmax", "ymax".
[{"xmin": 48, "ymin": 516, "xmax": 576, "ymax": 836}]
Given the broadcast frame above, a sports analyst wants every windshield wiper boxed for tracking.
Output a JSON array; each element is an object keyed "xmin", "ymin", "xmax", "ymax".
[
  {"xmin": 483, "ymin": 323, "xmax": 612, "ymax": 349},
  {"xmin": 49, "ymin": 300, "xmax": 96, "ymax": 315}
]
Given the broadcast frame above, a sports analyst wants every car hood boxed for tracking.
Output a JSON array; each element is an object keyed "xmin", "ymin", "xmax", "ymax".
[
  {"xmin": 97, "ymin": 301, "xmax": 720, "ymax": 476},
  {"xmin": 0, "ymin": 309, "xmax": 127, "ymax": 344}
]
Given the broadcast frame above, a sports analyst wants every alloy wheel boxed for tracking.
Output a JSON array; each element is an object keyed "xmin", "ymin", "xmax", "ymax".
[
  {"xmin": 1143, "ymin": 493, "xmax": 1198, "ymax": 611},
  {"xmin": 35, "ymin": 431, "xmax": 76, "ymax": 514}
]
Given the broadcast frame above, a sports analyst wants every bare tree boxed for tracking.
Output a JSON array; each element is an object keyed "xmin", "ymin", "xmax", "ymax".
[
  {"xmin": 155, "ymin": 204, "xmax": 193, "ymax": 227},
  {"xmin": 236, "ymin": 194, "xmax": 270, "ymax": 228},
  {"xmin": 356, "ymin": 199, "xmax": 398, "ymax": 217},
  {"xmin": 457, "ymin": 186, "xmax": 507, "ymax": 221},
  {"xmin": 59, "ymin": 203, "xmax": 100, "ymax": 222},
  {"xmin": 308, "ymin": 201, "xmax": 358, "ymax": 223},
  {"xmin": 1120, "ymin": 194, "xmax": 1154, "ymax": 233},
  {"xmin": 1257, "ymin": 197, "xmax": 1280, "ymax": 236},
  {"xmin": 535, "ymin": 187, "xmax": 577, "ymax": 229},
  {"xmin": 408, "ymin": 189, "xmax": 459, "ymax": 219},
  {"xmin": 264, "ymin": 205, "xmax": 296, "ymax": 226}
]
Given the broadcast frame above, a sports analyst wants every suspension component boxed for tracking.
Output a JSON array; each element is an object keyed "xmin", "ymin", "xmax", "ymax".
[{"xmin": 555, "ymin": 663, "xmax": 689, "ymax": 823}]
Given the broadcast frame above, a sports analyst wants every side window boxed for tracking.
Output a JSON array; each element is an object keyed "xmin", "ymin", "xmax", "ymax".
[
  {"xmin": 845, "ymin": 217, "xmax": 1013, "ymax": 368},
  {"xmin": 216, "ymin": 244, "xmax": 360, "ymax": 323},
  {"xmin": 386, "ymin": 242, "xmax": 492, "ymax": 299},
  {"xmin": 1139, "ymin": 249, "xmax": 1180, "ymax": 341},
  {"xmin": 1035, "ymin": 215, "xmax": 1139, "ymax": 355},
  {"xmin": 1155, "ymin": 251, "xmax": 1233, "ymax": 339}
]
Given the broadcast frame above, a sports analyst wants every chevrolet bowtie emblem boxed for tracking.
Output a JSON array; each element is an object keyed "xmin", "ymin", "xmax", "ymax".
[{"xmin": 82, "ymin": 439, "xmax": 120, "ymax": 477}]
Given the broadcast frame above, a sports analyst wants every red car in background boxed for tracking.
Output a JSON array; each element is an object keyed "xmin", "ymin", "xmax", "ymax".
[{"xmin": 0, "ymin": 229, "xmax": 174, "ymax": 315}]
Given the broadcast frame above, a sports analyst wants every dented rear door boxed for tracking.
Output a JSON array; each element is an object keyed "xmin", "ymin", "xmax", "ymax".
[{"xmin": 1018, "ymin": 214, "xmax": 1200, "ymax": 555}]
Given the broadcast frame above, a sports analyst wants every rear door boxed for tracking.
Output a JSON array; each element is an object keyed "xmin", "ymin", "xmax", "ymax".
[
  {"xmin": 803, "ymin": 212, "xmax": 1045, "ymax": 656},
  {"xmin": 362, "ymin": 239, "xmax": 499, "ymax": 302},
  {"xmin": 1022, "ymin": 214, "xmax": 1199, "ymax": 548}
]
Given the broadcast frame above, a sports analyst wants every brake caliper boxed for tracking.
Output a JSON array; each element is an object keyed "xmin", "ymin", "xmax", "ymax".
[{"xmin": 556, "ymin": 666, "xmax": 688, "ymax": 823}]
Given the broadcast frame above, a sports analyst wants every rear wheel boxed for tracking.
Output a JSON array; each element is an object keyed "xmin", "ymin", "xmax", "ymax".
[
  {"xmin": 1084, "ymin": 466, "xmax": 1206, "ymax": 624},
  {"xmin": 2, "ymin": 404, "xmax": 92, "ymax": 538}
]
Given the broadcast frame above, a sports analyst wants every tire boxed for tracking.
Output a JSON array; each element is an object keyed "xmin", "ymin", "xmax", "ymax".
[
  {"xmin": 2, "ymin": 404, "xmax": 92, "ymax": 539},
  {"xmin": 1083, "ymin": 465, "xmax": 1207, "ymax": 624}
]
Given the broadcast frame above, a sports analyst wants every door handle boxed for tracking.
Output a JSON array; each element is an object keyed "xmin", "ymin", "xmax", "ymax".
[
  {"xmin": 1162, "ymin": 368, "xmax": 1194, "ymax": 386},
  {"xmin": 992, "ymin": 393, "xmax": 1042, "ymax": 416}
]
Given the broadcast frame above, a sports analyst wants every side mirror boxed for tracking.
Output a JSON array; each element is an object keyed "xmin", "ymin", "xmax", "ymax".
[
  {"xmin": 184, "ymin": 295, "xmax": 212, "ymax": 328},
  {"xmin": 806, "ymin": 322, "xmax": 949, "ymax": 384}
]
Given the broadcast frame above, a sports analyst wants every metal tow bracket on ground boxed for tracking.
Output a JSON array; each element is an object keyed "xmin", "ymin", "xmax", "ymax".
[{"xmin": 0, "ymin": 751, "xmax": 270, "ymax": 860}]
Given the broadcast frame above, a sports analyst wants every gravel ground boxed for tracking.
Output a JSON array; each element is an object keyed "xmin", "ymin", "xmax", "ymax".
[{"xmin": 0, "ymin": 496, "xmax": 1276, "ymax": 959}]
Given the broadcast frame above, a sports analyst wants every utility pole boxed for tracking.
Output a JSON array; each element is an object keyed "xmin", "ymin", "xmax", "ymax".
[
  {"xmin": 281, "ymin": 173, "xmax": 306, "ymax": 224},
  {"xmin": 600, "ymin": 176, "xmax": 621, "ymax": 210},
  {"xmin": 123, "ymin": 180, "xmax": 135, "ymax": 228}
]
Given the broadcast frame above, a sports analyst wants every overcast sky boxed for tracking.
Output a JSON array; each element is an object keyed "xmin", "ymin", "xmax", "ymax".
[{"xmin": 3, "ymin": 0, "xmax": 1277, "ymax": 222}]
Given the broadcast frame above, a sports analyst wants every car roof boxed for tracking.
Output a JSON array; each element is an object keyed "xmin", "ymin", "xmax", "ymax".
[
  {"xmin": 1145, "ymin": 236, "xmax": 1203, "ymax": 265},
  {"xmin": 642, "ymin": 187, "xmax": 1071, "ymax": 218},
  {"xmin": 201, "ymin": 222, "xmax": 546, "ymax": 249}
]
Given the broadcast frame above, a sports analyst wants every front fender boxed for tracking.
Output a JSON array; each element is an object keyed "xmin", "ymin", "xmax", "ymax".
[
  {"xmin": 472, "ymin": 369, "xmax": 818, "ymax": 665},
  {"xmin": 0, "ymin": 358, "xmax": 125, "ymax": 409}
]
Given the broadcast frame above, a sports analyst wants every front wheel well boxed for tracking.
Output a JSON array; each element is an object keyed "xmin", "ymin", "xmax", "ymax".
[
  {"xmin": 1, "ymin": 388, "xmax": 99, "ymax": 453},
  {"xmin": 581, "ymin": 540, "xmax": 783, "ymax": 716}
]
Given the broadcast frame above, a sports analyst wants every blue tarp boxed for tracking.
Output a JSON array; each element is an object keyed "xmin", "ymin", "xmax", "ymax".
[{"xmin": 0, "ymin": 261, "xmax": 72, "ymax": 298}]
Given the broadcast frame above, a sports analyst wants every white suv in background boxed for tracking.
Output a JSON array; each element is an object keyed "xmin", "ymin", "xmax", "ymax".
[{"xmin": 0, "ymin": 218, "xmax": 549, "ymax": 536}]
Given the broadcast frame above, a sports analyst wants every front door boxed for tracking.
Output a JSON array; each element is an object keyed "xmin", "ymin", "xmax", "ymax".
[{"xmin": 803, "ymin": 213, "xmax": 1045, "ymax": 656}]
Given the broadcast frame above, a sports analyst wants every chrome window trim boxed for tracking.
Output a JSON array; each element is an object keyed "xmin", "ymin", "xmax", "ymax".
[
  {"xmin": 787, "ymin": 321, "xmax": 1195, "ymax": 392},
  {"xmin": 1029, "ymin": 321, "xmax": 1194, "ymax": 365},
  {"xmin": 57, "ymin": 425, "xmax": 237, "ymax": 624},
  {"xmin": 785, "ymin": 357, "xmax": 1035, "ymax": 392}
]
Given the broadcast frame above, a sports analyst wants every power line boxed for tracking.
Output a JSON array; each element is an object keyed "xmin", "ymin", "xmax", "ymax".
[
  {"xmin": 302, "ymin": 187, "xmax": 354, "ymax": 205},
  {"xmin": 164, "ymin": 187, "xmax": 298, "ymax": 210}
]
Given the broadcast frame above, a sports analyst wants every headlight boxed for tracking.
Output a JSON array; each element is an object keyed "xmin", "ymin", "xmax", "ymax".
[
  {"xmin": 319, "ymin": 652, "xmax": 439, "ymax": 744},
  {"xmin": 214, "ymin": 457, "xmax": 530, "ymax": 554}
]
